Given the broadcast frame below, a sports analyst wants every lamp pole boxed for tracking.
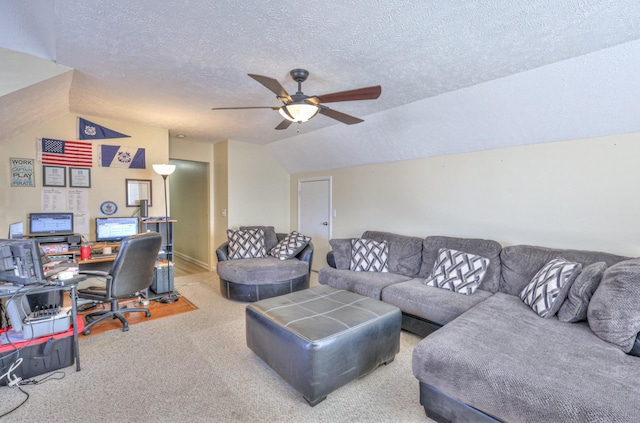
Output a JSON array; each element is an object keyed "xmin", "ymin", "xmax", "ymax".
[{"xmin": 152, "ymin": 163, "xmax": 178, "ymax": 304}]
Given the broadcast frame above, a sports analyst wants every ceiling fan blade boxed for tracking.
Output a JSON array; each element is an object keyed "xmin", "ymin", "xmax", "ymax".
[
  {"xmin": 316, "ymin": 85, "xmax": 381, "ymax": 103},
  {"xmin": 275, "ymin": 119, "xmax": 293, "ymax": 130},
  {"xmin": 211, "ymin": 106, "xmax": 280, "ymax": 110},
  {"xmin": 248, "ymin": 74, "xmax": 292, "ymax": 102},
  {"xmin": 319, "ymin": 107, "xmax": 364, "ymax": 125}
]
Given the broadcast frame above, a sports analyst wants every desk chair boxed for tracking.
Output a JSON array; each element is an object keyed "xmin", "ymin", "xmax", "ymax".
[{"xmin": 78, "ymin": 232, "xmax": 162, "ymax": 335}]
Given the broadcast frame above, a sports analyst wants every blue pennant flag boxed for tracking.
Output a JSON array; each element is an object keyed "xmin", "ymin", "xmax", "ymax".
[
  {"xmin": 100, "ymin": 145, "xmax": 146, "ymax": 169},
  {"xmin": 79, "ymin": 118, "xmax": 130, "ymax": 140}
]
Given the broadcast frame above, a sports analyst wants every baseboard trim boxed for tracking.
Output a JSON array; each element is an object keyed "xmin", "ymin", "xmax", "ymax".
[{"xmin": 174, "ymin": 251, "xmax": 210, "ymax": 270}]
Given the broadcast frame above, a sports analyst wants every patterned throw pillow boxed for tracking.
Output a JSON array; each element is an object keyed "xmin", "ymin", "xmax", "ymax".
[
  {"xmin": 423, "ymin": 248, "xmax": 489, "ymax": 295},
  {"xmin": 269, "ymin": 231, "xmax": 311, "ymax": 260},
  {"xmin": 350, "ymin": 239, "xmax": 389, "ymax": 272},
  {"xmin": 520, "ymin": 258, "xmax": 582, "ymax": 318},
  {"xmin": 227, "ymin": 228, "xmax": 266, "ymax": 259}
]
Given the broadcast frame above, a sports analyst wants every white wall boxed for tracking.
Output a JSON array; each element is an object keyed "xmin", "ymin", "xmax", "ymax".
[
  {"xmin": 228, "ymin": 140, "xmax": 290, "ymax": 233},
  {"xmin": 0, "ymin": 113, "xmax": 169, "ymax": 239},
  {"xmin": 290, "ymin": 131, "xmax": 640, "ymax": 258}
]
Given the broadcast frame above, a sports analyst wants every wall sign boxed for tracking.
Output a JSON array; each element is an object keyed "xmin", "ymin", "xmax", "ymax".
[{"xmin": 10, "ymin": 157, "xmax": 35, "ymax": 187}]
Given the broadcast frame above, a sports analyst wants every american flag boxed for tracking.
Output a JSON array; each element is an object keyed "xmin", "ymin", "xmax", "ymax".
[{"xmin": 40, "ymin": 138, "xmax": 93, "ymax": 167}]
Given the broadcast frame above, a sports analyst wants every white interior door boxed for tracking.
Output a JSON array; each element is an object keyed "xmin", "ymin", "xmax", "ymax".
[{"xmin": 298, "ymin": 178, "xmax": 331, "ymax": 271}]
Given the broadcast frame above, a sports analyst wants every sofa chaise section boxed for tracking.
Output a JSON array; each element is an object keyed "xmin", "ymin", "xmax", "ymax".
[{"xmin": 412, "ymin": 292, "xmax": 640, "ymax": 423}]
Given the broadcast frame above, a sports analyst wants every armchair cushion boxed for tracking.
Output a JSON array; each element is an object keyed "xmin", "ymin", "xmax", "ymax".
[
  {"xmin": 240, "ymin": 226, "xmax": 278, "ymax": 251},
  {"xmin": 217, "ymin": 256, "xmax": 309, "ymax": 285},
  {"xmin": 227, "ymin": 228, "xmax": 266, "ymax": 259},
  {"xmin": 269, "ymin": 231, "xmax": 311, "ymax": 260}
]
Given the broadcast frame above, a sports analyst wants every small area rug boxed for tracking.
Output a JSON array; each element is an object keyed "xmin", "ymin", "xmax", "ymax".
[{"xmin": 78, "ymin": 293, "xmax": 198, "ymax": 337}]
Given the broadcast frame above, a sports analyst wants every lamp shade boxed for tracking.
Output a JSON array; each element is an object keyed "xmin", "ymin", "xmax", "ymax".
[
  {"xmin": 152, "ymin": 164, "xmax": 176, "ymax": 176},
  {"xmin": 278, "ymin": 103, "xmax": 319, "ymax": 123}
]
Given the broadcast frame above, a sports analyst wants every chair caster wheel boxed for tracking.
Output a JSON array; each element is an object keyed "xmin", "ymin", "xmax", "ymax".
[
  {"xmin": 123, "ymin": 326, "xmax": 129, "ymax": 332},
  {"xmin": 145, "ymin": 311, "xmax": 151, "ymax": 317},
  {"xmin": 83, "ymin": 329, "xmax": 91, "ymax": 335}
]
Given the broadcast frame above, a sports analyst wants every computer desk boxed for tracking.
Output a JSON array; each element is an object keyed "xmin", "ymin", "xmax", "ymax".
[
  {"xmin": 77, "ymin": 255, "xmax": 117, "ymax": 265},
  {"xmin": 0, "ymin": 273, "xmax": 87, "ymax": 371}
]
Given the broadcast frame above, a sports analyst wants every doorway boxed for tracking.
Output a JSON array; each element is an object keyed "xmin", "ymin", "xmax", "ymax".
[
  {"xmin": 169, "ymin": 159, "xmax": 210, "ymax": 270},
  {"xmin": 298, "ymin": 177, "xmax": 331, "ymax": 271}
]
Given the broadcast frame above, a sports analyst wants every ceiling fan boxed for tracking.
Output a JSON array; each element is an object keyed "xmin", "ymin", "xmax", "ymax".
[{"xmin": 212, "ymin": 69, "xmax": 382, "ymax": 130}]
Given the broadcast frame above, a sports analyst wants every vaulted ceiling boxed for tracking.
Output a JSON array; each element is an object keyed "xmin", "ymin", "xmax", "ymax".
[{"xmin": 2, "ymin": 1, "xmax": 640, "ymax": 173}]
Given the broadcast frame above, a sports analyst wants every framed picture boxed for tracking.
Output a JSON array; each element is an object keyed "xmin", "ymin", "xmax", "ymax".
[
  {"xmin": 126, "ymin": 179, "xmax": 152, "ymax": 207},
  {"xmin": 10, "ymin": 157, "xmax": 35, "ymax": 187},
  {"xmin": 69, "ymin": 167, "xmax": 91, "ymax": 188},
  {"xmin": 43, "ymin": 165, "xmax": 66, "ymax": 187}
]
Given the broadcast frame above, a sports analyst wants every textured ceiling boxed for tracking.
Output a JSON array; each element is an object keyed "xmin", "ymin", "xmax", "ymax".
[{"xmin": 2, "ymin": 1, "xmax": 640, "ymax": 157}]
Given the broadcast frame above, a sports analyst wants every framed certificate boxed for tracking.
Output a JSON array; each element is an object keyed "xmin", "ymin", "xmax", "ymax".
[
  {"xmin": 43, "ymin": 165, "xmax": 66, "ymax": 187},
  {"xmin": 126, "ymin": 179, "xmax": 152, "ymax": 207},
  {"xmin": 69, "ymin": 167, "xmax": 91, "ymax": 188}
]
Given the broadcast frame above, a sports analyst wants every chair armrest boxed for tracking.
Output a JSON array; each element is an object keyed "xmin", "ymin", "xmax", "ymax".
[
  {"xmin": 79, "ymin": 270, "xmax": 109, "ymax": 277},
  {"xmin": 296, "ymin": 242, "xmax": 314, "ymax": 263},
  {"xmin": 216, "ymin": 242, "xmax": 230, "ymax": 262},
  {"xmin": 326, "ymin": 251, "xmax": 337, "ymax": 268}
]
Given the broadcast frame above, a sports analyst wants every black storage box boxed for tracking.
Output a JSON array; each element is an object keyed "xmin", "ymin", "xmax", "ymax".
[
  {"xmin": 0, "ymin": 317, "xmax": 79, "ymax": 384},
  {"xmin": 151, "ymin": 264, "xmax": 174, "ymax": 294}
]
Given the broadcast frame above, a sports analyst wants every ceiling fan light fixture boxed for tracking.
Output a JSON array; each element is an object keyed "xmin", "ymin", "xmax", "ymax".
[{"xmin": 278, "ymin": 103, "xmax": 319, "ymax": 123}]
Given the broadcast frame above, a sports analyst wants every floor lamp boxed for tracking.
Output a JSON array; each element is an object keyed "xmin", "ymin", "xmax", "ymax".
[{"xmin": 152, "ymin": 163, "xmax": 178, "ymax": 304}]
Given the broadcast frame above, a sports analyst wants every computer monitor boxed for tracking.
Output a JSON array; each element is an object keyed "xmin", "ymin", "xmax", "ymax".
[
  {"xmin": 28, "ymin": 213, "xmax": 74, "ymax": 236},
  {"xmin": 0, "ymin": 238, "xmax": 45, "ymax": 285},
  {"xmin": 95, "ymin": 217, "xmax": 139, "ymax": 242},
  {"xmin": 8, "ymin": 222, "xmax": 24, "ymax": 239}
]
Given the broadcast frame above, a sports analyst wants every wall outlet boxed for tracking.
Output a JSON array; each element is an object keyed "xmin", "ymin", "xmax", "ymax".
[{"xmin": 222, "ymin": 209, "xmax": 227, "ymax": 217}]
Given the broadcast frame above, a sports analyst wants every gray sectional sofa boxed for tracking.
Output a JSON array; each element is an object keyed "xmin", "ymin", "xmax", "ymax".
[{"xmin": 319, "ymin": 230, "xmax": 640, "ymax": 423}]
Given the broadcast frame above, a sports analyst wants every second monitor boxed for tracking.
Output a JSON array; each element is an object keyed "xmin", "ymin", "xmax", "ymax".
[{"xmin": 95, "ymin": 217, "xmax": 139, "ymax": 242}]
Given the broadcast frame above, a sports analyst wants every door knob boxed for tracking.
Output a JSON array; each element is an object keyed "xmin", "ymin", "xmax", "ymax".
[{"xmin": 322, "ymin": 222, "xmax": 328, "ymax": 226}]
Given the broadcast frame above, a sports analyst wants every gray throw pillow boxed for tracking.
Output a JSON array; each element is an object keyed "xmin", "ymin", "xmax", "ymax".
[
  {"xmin": 557, "ymin": 262, "xmax": 606, "ymax": 323},
  {"xmin": 588, "ymin": 258, "xmax": 640, "ymax": 353},
  {"xmin": 227, "ymin": 228, "xmax": 265, "ymax": 259},
  {"xmin": 329, "ymin": 239, "xmax": 353, "ymax": 270},
  {"xmin": 519, "ymin": 258, "xmax": 581, "ymax": 318},
  {"xmin": 269, "ymin": 231, "xmax": 311, "ymax": 260}
]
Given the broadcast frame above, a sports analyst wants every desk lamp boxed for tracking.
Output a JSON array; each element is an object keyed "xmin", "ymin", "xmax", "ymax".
[{"xmin": 152, "ymin": 163, "xmax": 178, "ymax": 304}]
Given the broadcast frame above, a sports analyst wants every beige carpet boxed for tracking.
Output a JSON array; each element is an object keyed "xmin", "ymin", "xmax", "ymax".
[{"xmin": 1, "ymin": 272, "xmax": 434, "ymax": 422}]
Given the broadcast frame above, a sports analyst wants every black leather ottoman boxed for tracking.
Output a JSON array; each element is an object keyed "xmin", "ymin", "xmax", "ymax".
[{"xmin": 246, "ymin": 285, "xmax": 401, "ymax": 406}]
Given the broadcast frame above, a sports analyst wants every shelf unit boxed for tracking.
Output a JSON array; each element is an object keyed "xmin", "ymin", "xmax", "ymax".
[{"xmin": 140, "ymin": 219, "xmax": 176, "ymax": 300}]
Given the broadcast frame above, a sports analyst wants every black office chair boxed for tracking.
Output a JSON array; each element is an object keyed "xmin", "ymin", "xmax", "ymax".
[{"xmin": 78, "ymin": 232, "xmax": 162, "ymax": 335}]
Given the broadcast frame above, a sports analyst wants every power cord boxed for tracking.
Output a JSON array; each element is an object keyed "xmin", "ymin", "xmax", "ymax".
[
  {"xmin": 1, "ymin": 357, "xmax": 23, "ymax": 387},
  {"xmin": 20, "ymin": 370, "xmax": 65, "ymax": 385},
  {"xmin": 0, "ymin": 385, "xmax": 29, "ymax": 418}
]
